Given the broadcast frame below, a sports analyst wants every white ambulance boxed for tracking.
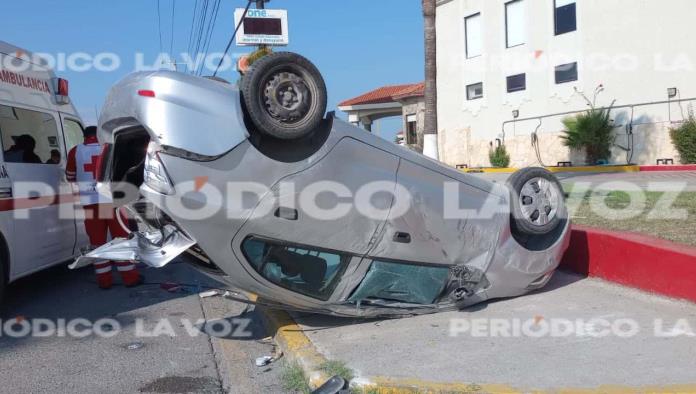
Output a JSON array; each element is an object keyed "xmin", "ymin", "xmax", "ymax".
[{"xmin": 0, "ymin": 41, "xmax": 89, "ymax": 302}]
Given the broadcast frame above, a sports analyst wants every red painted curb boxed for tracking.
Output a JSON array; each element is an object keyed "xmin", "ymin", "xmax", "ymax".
[
  {"xmin": 561, "ymin": 225, "xmax": 696, "ymax": 303},
  {"xmin": 639, "ymin": 164, "xmax": 696, "ymax": 172}
]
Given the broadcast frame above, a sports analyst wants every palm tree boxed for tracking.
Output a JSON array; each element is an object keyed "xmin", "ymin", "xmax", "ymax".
[{"xmin": 422, "ymin": 0, "xmax": 439, "ymax": 160}]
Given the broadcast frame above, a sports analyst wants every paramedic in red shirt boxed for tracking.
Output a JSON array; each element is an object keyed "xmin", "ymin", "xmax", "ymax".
[{"xmin": 66, "ymin": 126, "xmax": 142, "ymax": 289}]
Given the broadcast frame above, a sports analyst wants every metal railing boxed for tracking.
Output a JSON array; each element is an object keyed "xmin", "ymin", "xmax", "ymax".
[
  {"xmin": 502, "ymin": 96, "xmax": 696, "ymax": 139},
  {"xmin": 499, "ymin": 96, "xmax": 696, "ymax": 166}
]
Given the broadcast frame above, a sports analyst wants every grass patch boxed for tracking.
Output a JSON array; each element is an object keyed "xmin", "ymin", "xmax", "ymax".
[
  {"xmin": 319, "ymin": 360, "xmax": 354, "ymax": 382},
  {"xmin": 566, "ymin": 187, "xmax": 696, "ymax": 246},
  {"xmin": 281, "ymin": 361, "xmax": 311, "ymax": 394},
  {"xmin": 350, "ymin": 387, "xmax": 379, "ymax": 394}
]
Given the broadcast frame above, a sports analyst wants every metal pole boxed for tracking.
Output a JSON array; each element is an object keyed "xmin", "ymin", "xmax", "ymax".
[{"xmin": 256, "ymin": 0, "xmax": 268, "ymax": 50}]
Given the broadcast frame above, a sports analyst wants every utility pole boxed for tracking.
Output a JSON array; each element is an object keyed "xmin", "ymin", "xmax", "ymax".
[
  {"xmin": 257, "ymin": 0, "xmax": 268, "ymax": 50},
  {"xmin": 422, "ymin": 0, "xmax": 439, "ymax": 161}
]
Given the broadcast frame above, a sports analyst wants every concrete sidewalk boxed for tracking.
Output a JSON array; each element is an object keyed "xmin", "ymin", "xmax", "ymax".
[{"xmin": 289, "ymin": 271, "xmax": 696, "ymax": 392}]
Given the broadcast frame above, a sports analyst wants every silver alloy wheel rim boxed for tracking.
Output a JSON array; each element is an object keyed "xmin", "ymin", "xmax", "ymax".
[{"xmin": 518, "ymin": 177, "xmax": 560, "ymax": 227}]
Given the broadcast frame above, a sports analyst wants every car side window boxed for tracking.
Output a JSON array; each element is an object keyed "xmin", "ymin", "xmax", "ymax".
[
  {"xmin": 241, "ymin": 237, "xmax": 351, "ymax": 301},
  {"xmin": 63, "ymin": 118, "xmax": 84, "ymax": 155},
  {"xmin": 0, "ymin": 104, "xmax": 61, "ymax": 165}
]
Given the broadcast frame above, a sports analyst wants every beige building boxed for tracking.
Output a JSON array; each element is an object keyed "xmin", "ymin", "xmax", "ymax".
[{"xmin": 436, "ymin": 0, "xmax": 696, "ymax": 168}]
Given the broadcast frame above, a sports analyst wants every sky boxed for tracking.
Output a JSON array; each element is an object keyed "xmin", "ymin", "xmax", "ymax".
[{"xmin": 0, "ymin": 0, "xmax": 425, "ymax": 142}]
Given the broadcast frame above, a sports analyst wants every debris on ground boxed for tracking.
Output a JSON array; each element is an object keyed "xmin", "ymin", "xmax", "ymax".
[
  {"xmin": 255, "ymin": 356, "xmax": 274, "ymax": 367},
  {"xmin": 255, "ymin": 344, "xmax": 284, "ymax": 367}
]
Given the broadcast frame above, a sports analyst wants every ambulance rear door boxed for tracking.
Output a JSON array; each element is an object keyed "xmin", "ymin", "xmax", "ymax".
[
  {"xmin": 0, "ymin": 103, "xmax": 77, "ymax": 276},
  {"xmin": 59, "ymin": 113, "xmax": 89, "ymax": 254}
]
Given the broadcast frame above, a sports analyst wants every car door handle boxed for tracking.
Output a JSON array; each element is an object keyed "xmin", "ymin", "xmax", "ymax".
[
  {"xmin": 28, "ymin": 192, "xmax": 41, "ymax": 200},
  {"xmin": 275, "ymin": 207, "xmax": 298, "ymax": 221},
  {"xmin": 393, "ymin": 232, "xmax": 411, "ymax": 244}
]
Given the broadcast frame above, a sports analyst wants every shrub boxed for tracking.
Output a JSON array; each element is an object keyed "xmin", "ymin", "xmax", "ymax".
[
  {"xmin": 670, "ymin": 110, "xmax": 696, "ymax": 164},
  {"xmin": 560, "ymin": 107, "xmax": 614, "ymax": 165},
  {"xmin": 489, "ymin": 144, "xmax": 511, "ymax": 168}
]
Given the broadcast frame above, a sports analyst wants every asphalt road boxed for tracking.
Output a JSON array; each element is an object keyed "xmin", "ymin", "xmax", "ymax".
[{"xmin": 0, "ymin": 260, "xmax": 285, "ymax": 394}]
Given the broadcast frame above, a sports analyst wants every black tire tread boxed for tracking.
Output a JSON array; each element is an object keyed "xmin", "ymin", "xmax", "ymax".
[{"xmin": 241, "ymin": 52, "xmax": 327, "ymax": 140}]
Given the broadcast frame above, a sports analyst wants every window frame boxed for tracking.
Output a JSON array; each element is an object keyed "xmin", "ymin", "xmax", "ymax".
[
  {"xmin": 405, "ymin": 114, "xmax": 418, "ymax": 145},
  {"xmin": 0, "ymin": 103, "xmax": 62, "ymax": 166},
  {"xmin": 554, "ymin": 0, "xmax": 577, "ymax": 36},
  {"xmin": 240, "ymin": 235, "xmax": 353, "ymax": 301},
  {"xmin": 506, "ymin": 73, "xmax": 527, "ymax": 93},
  {"xmin": 464, "ymin": 12, "xmax": 482, "ymax": 59},
  {"xmin": 555, "ymin": 62, "xmax": 579, "ymax": 84},
  {"xmin": 466, "ymin": 82, "xmax": 484, "ymax": 101},
  {"xmin": 61, "ymin": 117, "xmax": 84, "ymax": 157},
  {"xmin": 505, "ymin": 0, "xmax": 526, "ymax": 49}
]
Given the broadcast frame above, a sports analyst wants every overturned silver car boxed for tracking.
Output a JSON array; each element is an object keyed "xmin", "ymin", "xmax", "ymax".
[{"xmin": 75, "ymin": 52, "xmax": 571, "ymax": 318}]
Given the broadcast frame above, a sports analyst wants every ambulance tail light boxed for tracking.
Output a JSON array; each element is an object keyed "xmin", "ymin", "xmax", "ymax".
[
  {"xmin": 144, "ymin": 143, "xmax": 174, "ymax": 195},
  {"xmin": 52, "ymin": 77, "xmax": 70, "ymax": 105},
  {"xmin": 57, "ymin": 78, "xmax": 69, "ymax": 96}
]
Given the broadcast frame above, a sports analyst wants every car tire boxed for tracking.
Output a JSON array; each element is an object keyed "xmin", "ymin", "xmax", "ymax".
[
  {"xmin": 241, "ymin": 52, "xmax": 327, "ymax": 140},
  {"xmin": 0, "ymin": 256, "xmax": 5, "ymax": 305},
  {"xmin": 507, "ymin": 167, "xmax": 566, "ymax": 236}
]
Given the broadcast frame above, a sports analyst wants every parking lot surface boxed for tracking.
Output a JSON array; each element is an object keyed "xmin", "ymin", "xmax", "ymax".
[
  {"xmin": 0, "ymin": 261, "xmax": 284, "ymax": 394},
  {"xmin": 295, "ymin": 271, "xmax": 696, "ymax": 391}
]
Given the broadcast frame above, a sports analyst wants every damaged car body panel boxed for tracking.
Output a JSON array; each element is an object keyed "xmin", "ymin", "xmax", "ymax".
[{"xmin": 81, "ymin": 68, "xmax": 572, "ymax": 318}]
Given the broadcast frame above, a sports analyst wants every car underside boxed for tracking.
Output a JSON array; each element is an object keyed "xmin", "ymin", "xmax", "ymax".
[{"xmin": 72, "ymin": 53, "xmax": 571, "ymax": 318}]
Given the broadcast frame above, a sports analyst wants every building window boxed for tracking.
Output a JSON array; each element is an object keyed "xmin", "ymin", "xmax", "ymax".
[
  {"xmin": 405, "ymin": 114, "xmax": 417, "ymax": 145},
  {"xmin": 554, "ymin": 0, "xmax": 577, "ymax": 35},
  {"xmin": 505, "ymin": 0, "xmax": 526, "ymax": 48},
  {"xmin": 465, "ymin": 13, "xmax": 482, "ymax": 58},
  {"xmin": 555, "ymin": 62, "xmax": 578, "ymax": 84},
  {"xmin": 466, "ymin": 82, "xmax": 484, "ymax": 100},
  {"xmin": 506, "ymin": 73, "xmax": 526, "ymax": 92}
]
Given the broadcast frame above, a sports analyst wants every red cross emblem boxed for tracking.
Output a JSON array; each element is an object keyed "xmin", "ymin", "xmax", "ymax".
[{"xmin": 83, "ymin": 155, "xmax": 100, "ymax": 178}]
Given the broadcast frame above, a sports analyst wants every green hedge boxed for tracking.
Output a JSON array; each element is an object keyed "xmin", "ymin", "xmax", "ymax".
[{"xmin": 670, "ymin": 113, "xmax": 696, "ymax": 164}]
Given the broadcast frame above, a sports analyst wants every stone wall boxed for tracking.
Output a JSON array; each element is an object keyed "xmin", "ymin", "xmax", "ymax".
[{"xmin": 439, "ymin": 122, "xmax": 681, "ymax": 168}]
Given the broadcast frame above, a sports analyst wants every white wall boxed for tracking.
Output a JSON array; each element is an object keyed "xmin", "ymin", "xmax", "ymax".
[{"xmin": 436, "ymin": 0, "xmax": 696, "ymax": 167}]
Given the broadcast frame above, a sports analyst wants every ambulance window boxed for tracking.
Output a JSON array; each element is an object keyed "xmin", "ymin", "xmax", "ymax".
[
  {"xmin": 63, "ymin": 118, "xmax": 84, "ymax": 153},
  {"xmin": 0, "ymin": 105, "xmax": 61, "ymax": 165}
]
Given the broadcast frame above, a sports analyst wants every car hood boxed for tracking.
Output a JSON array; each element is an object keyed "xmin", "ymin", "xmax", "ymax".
[{"xmin": 98, "ymin": 71, "xmax": 249, "ymax": 157}]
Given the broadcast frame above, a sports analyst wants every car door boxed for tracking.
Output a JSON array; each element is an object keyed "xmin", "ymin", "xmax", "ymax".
[
  {"xmin": 0, "ymin": 103, "xmax": 76, "ymax": 275},
  {"xmin": 368, "ymin": 159, "xmax": 504, "ymax": 268},
  {"xmin": 234, "ymin": 138, "xmax": 399, "ymax": 299}
]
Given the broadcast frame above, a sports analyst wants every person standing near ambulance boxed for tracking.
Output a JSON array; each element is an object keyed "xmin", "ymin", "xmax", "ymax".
[{"xmin": 66, "ymin": 126, "xmax": 142, "ymax": 289}]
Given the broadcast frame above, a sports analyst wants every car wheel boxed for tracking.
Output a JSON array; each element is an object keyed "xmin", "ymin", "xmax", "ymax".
[
  {"xmin": 241, "ymin": 52, "xmax": 327, "ymax": 140},
  {"xmin": 0, "ymin": 256, "xmax": 5, "ymax": 305},
  {"xmin": 507, "ymin": 167, "xmax": 566, "ymax": 236}
]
